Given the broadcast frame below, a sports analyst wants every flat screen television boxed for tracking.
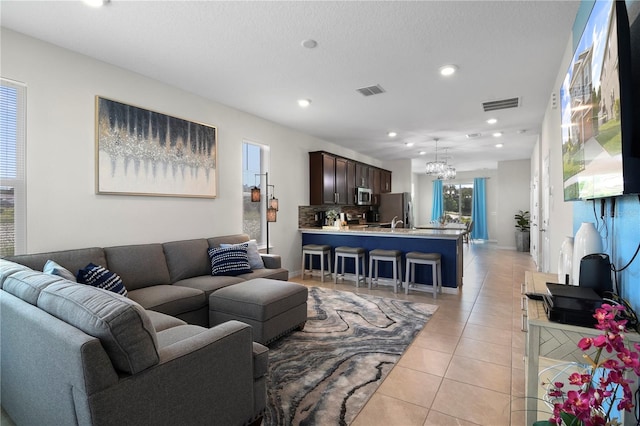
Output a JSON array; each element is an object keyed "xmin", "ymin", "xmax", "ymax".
[{"xmin": 560, "ymin": 0, "xmax": 640, "ymax": 201}]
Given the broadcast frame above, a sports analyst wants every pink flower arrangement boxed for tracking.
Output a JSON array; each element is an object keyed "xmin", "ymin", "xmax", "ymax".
[{"xmin": 535, "ymin": 303, "xmax": 640, "ymax": 426}]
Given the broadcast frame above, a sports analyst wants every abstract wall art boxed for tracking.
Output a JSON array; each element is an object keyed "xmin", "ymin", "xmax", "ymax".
[{"xmin": 96, "ymin": 96, "xmax": 217, "ymax": 198}]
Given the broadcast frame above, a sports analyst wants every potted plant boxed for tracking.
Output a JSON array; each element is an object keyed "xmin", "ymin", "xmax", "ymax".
[
  {"xmin": 514, "ymin": 210, "xmax": 531, "ymax": 252},
  {"xmin": 325, "ymin": 209, "xmax": 339, "ymax": 228}
]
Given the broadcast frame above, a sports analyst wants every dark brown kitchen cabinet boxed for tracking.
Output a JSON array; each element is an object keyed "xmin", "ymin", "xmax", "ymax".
[
  {"xmin": 355, "ymin": 163, "xmax": 369, "ymax": 188},
  {"xmin": 381, "ymin": 170, "xmax": 392, "ymax": 193},
  {"xmin": 310, "ymin": 151, "xmax": 391, "ymax": 205},
  {"xmin": 309, "ymin": 152, "xmax": 350, "ymax": 205},
  {"xmin": 371, "ymin": 168, "xmax": 381, "ymax": 194},
  {"xmin": 347, "ymin": 160, "xmax": 356, "ymax": 205}
]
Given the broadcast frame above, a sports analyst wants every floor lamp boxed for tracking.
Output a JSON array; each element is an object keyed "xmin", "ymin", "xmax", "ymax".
[{"xmin": 250, "ymin": 172, "xmax": 278, "ymax": 254}]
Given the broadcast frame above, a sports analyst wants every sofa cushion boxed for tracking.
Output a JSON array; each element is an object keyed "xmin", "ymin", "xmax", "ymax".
[
  {"xmin": 1, "ymin": 268, "xmax": 67, "ymax": 305},
  {"xmin": 208, "ymin": 246, "xmax": 252, "ymax": 277},
  {"xmin": 163, "ymin": 239, "xmax": 210, "ymax": 282},
  {"xmin": 104, "ymin": 244, "xmax": 171, "ymax": 290},
  {"xmin": 155, "ymin": 324, "xmax": 209, "ymax": 348},
  {"xmin": 77, "ymin": 263, "xmax": 128, "ymax": 297},
  {"xmin": 43, "ymin": 259, "xmax": 77, "ymax": 282},
  {"xmin": 237, "ymin": 267, "xmax": 289, "ymax": 282},
  {"xmin": 0, "ymin": 258, "xmax": 33, "ymax": 289},
  {"xmin": 127, "ymin": 285, "xmax": 206, "ymax": 317},
  {"xmin": 145, "ymin": 310, "xmax": 187, "ymax": 332},
  {"xmin": 37, "ymin": 281, "xmax": 159, "ymax": 374},
  {"xmin": 7, "ymin": 247, "xmax": 107, "ymax": 275},
  {"xmin": 220, "ymin": 240, "xmax": 264, "ymax": 270},
  {"xmin": 173, "ymin": 275, "xmax": 244, "ymax": 297}
]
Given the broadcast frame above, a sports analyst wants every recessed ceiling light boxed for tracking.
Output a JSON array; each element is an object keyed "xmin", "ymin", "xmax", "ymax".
[
  {"xmin": 388, "ymin": 131, "xmax": 397, "ymax": 138},
  {"xmin": 83, "ymin": 0, "xmax": 108, "ymax": 7},
  {"xmin": 439, "ymin": 65, "xmax": 458, "ymax": 76},
  {"xmin": 495, "ymin": 143, "xmax": 504, "ymax": 148},
  {"xmin": 297, "ymin": 99, "xmax": 311, "ymax": 108},
  {"xmin": 466, "ymin": 133, "xmax": 481, "ymax": 139},
  {"xmin": 419, "ymin": 151, "xmax": 427, "ymax": 155},
  {"xmin": 301, "ymin": 39, "xmax": 318, "ymax": 49},
  {"xmin": 486, "ymin": 118, "xmax": 498, "ymax": 125},
  {"xmin": 493, "ymin": 132, "xmax": 503, "ymax": 137},
  {"xmin": 405, "ymin": 142, "xmax": 415, "ymax": 147}
]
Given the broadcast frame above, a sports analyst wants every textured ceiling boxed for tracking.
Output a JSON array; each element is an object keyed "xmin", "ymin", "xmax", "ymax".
[{"xmin": 0, "ymin": 0, "xmax": 580, "ymax": 172}]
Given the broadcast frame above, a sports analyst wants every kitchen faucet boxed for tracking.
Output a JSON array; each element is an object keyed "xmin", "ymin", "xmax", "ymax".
[{"xmin": 391, "ymin": 216, "xmax": 404, "ymax": 229}]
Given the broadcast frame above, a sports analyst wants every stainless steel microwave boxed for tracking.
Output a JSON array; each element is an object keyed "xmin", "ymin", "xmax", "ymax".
[{"xmin": 355, "ymin": 187, "xmax": 372, "ymax": 205}]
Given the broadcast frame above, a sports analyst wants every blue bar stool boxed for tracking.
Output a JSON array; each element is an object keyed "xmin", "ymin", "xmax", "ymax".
[
  {"xmin": 334, "ymin": 246, "xmax": 366, "ymax": 287},
  {"xmin": 404, "ymin": 251, "xmax": 442, "ymax": 298},
  {"xmin": 368, "ymin": 249, "xmax": 403, "ymax": 293},
  {"xmin": 301, "ymin": 244, "xmax": 332, "ymax": 282}
]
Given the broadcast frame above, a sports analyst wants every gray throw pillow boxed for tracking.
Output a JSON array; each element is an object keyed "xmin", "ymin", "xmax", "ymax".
[{"xmin": 43, "ymin": 259, "xmax": 77, "ymax": 282}]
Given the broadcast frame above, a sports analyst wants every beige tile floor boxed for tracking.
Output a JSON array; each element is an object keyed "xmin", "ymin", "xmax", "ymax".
[
  {"xmin": 291, "ymin": 242, "xmax": 535, "ymax": 426},
  {"xmin": 0, "ymin": 243, "xmax": 534, "ymax": 426}
]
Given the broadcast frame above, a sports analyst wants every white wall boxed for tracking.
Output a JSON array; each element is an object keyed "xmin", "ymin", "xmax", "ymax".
[
  {"xmin": 1, "ymin": 29, "xmax": 380, "ymax": 274},
  {"xmin": 536, "ymin": 35, "xmax": 575, "ymax": 274},
  {"xmin": 383, "ymin": 159, "xmax": 413, "ymax": 193},
  {"xmin": 496, "ymin": 159, "xmax": 531, "ymax": 248}
]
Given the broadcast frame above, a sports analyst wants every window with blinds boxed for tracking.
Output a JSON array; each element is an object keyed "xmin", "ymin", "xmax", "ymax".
[{"xmin": 0, "ymin": 79, "xmax": 26, "ymax": 256}]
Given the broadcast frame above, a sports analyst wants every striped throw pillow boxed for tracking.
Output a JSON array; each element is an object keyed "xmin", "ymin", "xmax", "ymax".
[
  {"xmin": 208, "ymin": 246, "xmax": 252, "ymax": 276},
  {"xmin": 77, "ymin": 263, "xmax": 128, "ymax": 297}
]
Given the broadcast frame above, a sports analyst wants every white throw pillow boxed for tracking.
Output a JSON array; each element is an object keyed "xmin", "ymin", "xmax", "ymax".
[{"xmin": 220, "ymin": 239, "xmax": 264, "ymax": 269}]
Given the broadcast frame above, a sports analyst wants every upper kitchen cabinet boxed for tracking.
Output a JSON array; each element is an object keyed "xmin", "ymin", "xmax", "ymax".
[
  {"xmin": 370, "ymin": 168, "xmax": 381, "ymax": 194},
  {"xmin": 355, "ymin": 163, "xmax": 369, "ymax": 188},
  {"xmin": 309, "ymin": 151, "xmax": 392, "ymax": 205},
  {"xmin": 380, "ymin": 170, "xmax": 392, "ymax": 193},
  {"xmin": 309, "ymin": 151, "xmax": 350, "ymax": 205}
]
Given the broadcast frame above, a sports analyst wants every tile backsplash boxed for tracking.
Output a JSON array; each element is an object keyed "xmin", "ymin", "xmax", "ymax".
[{"xmin": 298, "ymin": 205, "xmax": 374, "ymax": 228}]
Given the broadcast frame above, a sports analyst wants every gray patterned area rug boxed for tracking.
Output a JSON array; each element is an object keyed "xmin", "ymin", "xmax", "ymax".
[{"xmin": 264, "ymin": 286, "xmax": 438, "ymax": 426}]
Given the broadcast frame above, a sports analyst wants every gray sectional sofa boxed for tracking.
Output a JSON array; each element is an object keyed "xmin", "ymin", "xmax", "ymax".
[
  {"xmin": 8, "ymin": 234, "xmax": 289, "ymax": 327},
  {"xmin": 0, "ymin": 234, "xmax": 291, "ymax": 426}
]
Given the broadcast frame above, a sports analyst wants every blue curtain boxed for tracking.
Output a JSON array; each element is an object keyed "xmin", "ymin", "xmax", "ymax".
[
  {"xmin": 471, "ymin": 178, "xmax": 488, "ymax": 240},
  {"xmin": 431, "ymin": 180, "xmax": 443, "ymax": 221}
]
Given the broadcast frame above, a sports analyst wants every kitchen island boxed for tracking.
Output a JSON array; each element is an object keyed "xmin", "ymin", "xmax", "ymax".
[{"xmin": 300, "ymin": 226, "xmax": 464, "ymax": 288}]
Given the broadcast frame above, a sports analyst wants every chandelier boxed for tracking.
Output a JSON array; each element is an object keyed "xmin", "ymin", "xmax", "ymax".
[{"xmin": 425, "ymin": 139, "xmax": 456, "ymax": 179}]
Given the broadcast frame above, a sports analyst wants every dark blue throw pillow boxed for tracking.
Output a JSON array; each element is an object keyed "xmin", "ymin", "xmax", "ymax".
[
  {"xmin": 77, "ymin": 263, "xmax": 128, "ymax": 297},
  {"xmin": 208, "ymin": 246, "xmax": 252, "ymax": 276}
]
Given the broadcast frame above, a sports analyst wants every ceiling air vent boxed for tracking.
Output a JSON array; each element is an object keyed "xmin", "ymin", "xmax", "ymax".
[
  {"xmin": 482, "ymin": 97, "xmax": 520, "ymax": 112},
  {"xmin": 356, "ymin": 84, "xmax": 386, "ymax": 97}
]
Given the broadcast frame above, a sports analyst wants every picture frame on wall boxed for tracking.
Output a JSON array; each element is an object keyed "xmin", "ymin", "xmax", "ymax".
[{"xmin": 95, "ymin": 96, "xmax": 217, "ymax": 198}]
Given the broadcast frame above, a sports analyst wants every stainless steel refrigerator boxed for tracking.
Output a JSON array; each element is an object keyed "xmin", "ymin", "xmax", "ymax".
[{"xmin": 379, "ymin": 192, "xmax": 413, "ymax": 228}]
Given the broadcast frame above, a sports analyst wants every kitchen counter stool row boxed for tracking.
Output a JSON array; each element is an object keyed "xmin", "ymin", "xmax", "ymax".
[{"xmin": 300, "ymin": 244, "xmax": 442, "ymax": 298}]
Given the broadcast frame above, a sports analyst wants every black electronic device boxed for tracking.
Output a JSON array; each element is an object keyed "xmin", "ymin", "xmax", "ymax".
[
  {"xmin": 543, "ymin": 283, "xmax": 603, "ymax": 328},
  {"xmin": 314, "ymin": 211, "xmax": 326, "ymax": 227},
  {"xmin": 579, "ymin": 253, "xmax": 612, "ymax": 296}
]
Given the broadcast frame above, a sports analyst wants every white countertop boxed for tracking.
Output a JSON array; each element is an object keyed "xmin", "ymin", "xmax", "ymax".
[{"xmin": 299, "ymin": 226, "xmax": 463, "ymax": 240}]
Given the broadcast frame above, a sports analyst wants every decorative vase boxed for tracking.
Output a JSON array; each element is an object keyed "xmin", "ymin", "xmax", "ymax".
[
  {"xmin": 571, "ymin": 222, "xmax": 603, "ymax": 287},
  {"xmin": 557, "ymin": 236, "xmax": 574, "ymax": 285}
]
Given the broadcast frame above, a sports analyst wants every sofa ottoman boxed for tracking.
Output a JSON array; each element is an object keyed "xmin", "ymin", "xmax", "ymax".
[{"xmin": 209, "ymin": 278, "xmax": 308, "ymax": 345}]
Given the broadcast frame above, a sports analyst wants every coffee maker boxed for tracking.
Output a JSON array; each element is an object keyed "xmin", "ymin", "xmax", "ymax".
[{"xmin": 314, "ymin": 211, "xmax": 326, "ymax": 227}]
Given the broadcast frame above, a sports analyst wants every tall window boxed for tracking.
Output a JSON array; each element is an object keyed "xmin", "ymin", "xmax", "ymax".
[
  {"xmin": 443, "ymin": 182, "xmax": 473, "ymax": 223},
  {"xmin": 242, "ymin": 141, "xmax": 269, "ymax": 246},
  {"xmin": 0, "ymin": 79, "xmax": 26, "ymax": 256}
]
